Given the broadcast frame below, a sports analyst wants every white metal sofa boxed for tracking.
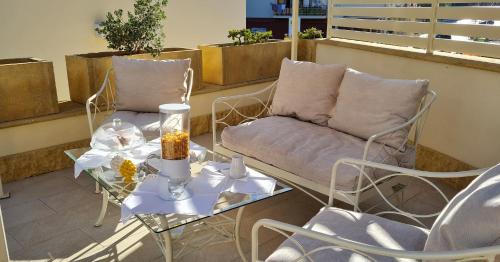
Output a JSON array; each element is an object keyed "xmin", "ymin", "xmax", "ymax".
[
  {"xmin": 212, "ymin": 76, "xmax": 437, "ymax": 208},
  {"xmin": 252, "ymin": 158, "xmax": 500, "ymax": 262},
  {"xmin": 85, "ymin": 57, "xmax": 194, "ymax": 226}
]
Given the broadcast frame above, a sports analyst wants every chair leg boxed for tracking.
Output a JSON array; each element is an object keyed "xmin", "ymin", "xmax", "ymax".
[
  {"xmin": 0, "ymin": 176, "xmax": 10, "ymax": 199},
  {"xmin": 95, "ymin": 190, "xmax": 109, "ymax": 227},
  {"xmin": 95, "ymin": 181, "xmax": 101, "ymax": 194}
]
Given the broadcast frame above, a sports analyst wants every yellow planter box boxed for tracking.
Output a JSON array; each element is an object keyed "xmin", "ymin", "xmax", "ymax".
[
  {"xmin": 199, "ymin": 40, "xmax": 291, "ymax": 85},
  {"xmin": 65, "ymin": 48, "xmax": 202, "ymax": 104},
  {"xmin": 0, "ymin": 58, "xmax": 59, "ymax": 122}
]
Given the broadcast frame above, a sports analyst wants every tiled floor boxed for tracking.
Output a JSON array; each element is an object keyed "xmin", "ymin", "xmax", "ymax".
[{"xmin": 1, "ymin": 134, "xmax": 458, "ymax": 262}]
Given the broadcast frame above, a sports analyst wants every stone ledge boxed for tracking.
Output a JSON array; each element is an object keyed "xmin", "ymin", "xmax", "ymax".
[
  {"xmin": 317, "ymin": 38, "xmax": 500, "ymax": 73},
  {"xmin": 0, "ymin": 139, "xmax": 90, "ymax": 183},
  {"xmin": 0, "ymin": 101, "xmax": 87, "ymax": 130}
]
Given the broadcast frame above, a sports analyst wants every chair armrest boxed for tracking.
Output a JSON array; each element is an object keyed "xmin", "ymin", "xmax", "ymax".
[
  {"xmin": 329, "ymin": 157, "xmax": 486, "ymax": 224},
  {"xmin": 85, "ymin": 68, "xmax": 115, "ymax": 135},
  {"xmin": 185, "ymin": 68, "xmax": 194, "ymax": 103},
  {"xmin": 211, "ymin": 80, "xmax": 278, "ymax": 147},
  {"xmin": 252, "ymin": 218, "xmax": 500, "ymax": 262}
]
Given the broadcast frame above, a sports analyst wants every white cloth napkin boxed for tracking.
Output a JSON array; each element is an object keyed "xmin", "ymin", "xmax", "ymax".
[
  {"xmin": 121, "ymin": 171, "xmax": 226, "ymax": 222},
  {"xmin": 74, "ymin": 139, "xmax": 206, "ymax": 178},
  {"xmin": 202, "ymin": 162, "xmax": 277, "ymax": 195}
]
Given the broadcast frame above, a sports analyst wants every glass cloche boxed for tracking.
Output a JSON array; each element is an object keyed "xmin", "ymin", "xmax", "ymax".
[{"xmin": 90, "ymin": 118, "xmax": 146, "ymax": 151}]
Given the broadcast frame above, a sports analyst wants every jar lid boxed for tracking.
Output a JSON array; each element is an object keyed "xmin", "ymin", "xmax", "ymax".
[{"xmin": 159, "ymin": 103, "xmax": 190, "ymax": 114}]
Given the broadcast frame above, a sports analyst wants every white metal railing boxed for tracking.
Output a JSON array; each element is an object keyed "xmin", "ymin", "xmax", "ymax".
[{"xmin": 326, "ymin": 0, "xmax": 500, "ymax": 58}]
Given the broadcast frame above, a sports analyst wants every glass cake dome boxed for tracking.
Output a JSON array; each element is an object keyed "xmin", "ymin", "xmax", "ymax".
[{"xmin": 90, "ymin": 118, "xmax": 146, "ymax": 151}]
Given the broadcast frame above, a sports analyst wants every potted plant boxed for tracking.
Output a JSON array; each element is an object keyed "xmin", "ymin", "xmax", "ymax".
[
  {"xmin": 298, "ymin": 27, "xmax": 325, "ymax": 62},
  {"xmin": 199, "ymin": 29, "xmax": 291, "ymax": 86},
  {"xmin": 66, "ymin": 0, "xmax": 201, "ymax": 104},
  {"xmin": 0, "ymin": 58, "xmax": 59, "ymax": 122}
]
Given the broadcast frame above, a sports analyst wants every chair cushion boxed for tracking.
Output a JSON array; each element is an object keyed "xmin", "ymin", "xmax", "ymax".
[
  {"xmin": 221, "ymin": 116, "xmax": 413, "ymax": 191},
  {"xmin": 271, "ymin": 58, "xmax": 346, "ymax": 126},
  {"xmin": 424, "ymin": 164, "xmax": 500, "ymax": 253},
  {"xmin": 266, "ymin": 207, "xmax": 429, "ymax": 262},
  {"xmin": 112, "ymin": 56, "xmax": 190, "ymax": 112},
  {"xmin": 105, "ymin": 111, "xmax": 160, "ymax": 141},
  {"xmin": 328, "ymin": 68, "xmax": 428, "ymax": 149}
]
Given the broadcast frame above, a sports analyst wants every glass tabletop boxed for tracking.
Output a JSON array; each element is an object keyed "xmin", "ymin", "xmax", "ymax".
[{"xmin": 64, "ymin": 146, "xmax": 292, "ymax": 234}]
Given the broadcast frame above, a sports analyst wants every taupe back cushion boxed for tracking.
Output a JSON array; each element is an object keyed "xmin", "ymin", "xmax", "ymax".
[
  {"xmin": 424, "ymin": 164, "xmax": 500, "ymax": 254},
  {"xmin": 112, "ymin": 56, "xmax": 190, "ymax": 112},
  {"xmin": 271, "ymin": 58, "xmax": 346, "ymax": 126},
  {"xmin": 328, "ymin": 68, "xmax": 428, "ymax": 149}
]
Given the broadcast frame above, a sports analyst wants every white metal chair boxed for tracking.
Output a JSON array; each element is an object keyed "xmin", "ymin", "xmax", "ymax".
[
  {"xmin": 85, "ymin": 64, "xmax": 194, "ymax": 226},
  {"xmin": 212, "ymin": 80, "xmax": 437, "ymax": 208},
  {"xmin": 252, "ymin": 158, "xmax": 500, "ymax": 261}
]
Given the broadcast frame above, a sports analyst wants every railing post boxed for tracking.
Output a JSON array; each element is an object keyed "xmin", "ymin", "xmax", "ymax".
[
  {"xmin": 291, "ymin": 0, "xmax": 300, "ymax": 60},
  {"xmin": 327, "ymin": 0, "xmax": 334, "ymax": 38},
  {"xmin": 427, "ymin": 0, "xmax": 439, "ymax": 53}
]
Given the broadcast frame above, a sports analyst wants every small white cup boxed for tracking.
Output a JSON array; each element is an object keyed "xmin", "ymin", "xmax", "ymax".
[{"xmin": 230, "ymin": 155, "xmax": 247, "ymax": 179}]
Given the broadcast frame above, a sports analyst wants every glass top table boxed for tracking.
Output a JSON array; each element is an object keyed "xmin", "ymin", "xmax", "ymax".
[{"xmin": 64, "ymin": 147, "xmax": 293, "ymax": 234}]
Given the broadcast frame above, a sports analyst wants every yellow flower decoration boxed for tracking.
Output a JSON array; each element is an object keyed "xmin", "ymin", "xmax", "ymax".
[{"xmin": 119, "ymin": 159, "xmax": 136, "ymax": 183}]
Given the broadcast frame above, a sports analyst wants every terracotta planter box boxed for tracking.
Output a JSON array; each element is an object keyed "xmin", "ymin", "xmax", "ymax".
[
  {"xmin": 0, "ymin": 58, "xmax": 59, "ymax": 122},
  {"xmin": 298, "ymin": 39, "xmax": 320, "ymax": 62},
  {"xmin": 66, "ymin": 48, "xmax": 202, "ymax": 104},
  {"xmin": 199, "ymin": 40, "xmax": 291, "ymax": 85}
]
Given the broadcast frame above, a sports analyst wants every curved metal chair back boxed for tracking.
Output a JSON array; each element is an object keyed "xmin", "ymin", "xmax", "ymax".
[{"xmin": 86, "ymin": 67, "xmax": 194, "ymax": 135}]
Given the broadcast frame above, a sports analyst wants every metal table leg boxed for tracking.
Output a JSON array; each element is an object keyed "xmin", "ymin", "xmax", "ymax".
[
  {"xmin": 235, "ymin": 206, "xmax": 247, "ymax": 262},
  {"xmin": 161, "ymin": 230, "xmax": 173, "ymax": 262},
  {"xmin": 95, "ymin": 190, "xmax": 109, "ymax": 227}
]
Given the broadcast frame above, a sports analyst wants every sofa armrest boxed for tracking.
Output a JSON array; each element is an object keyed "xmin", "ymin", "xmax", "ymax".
[
  {"xmin": 211, "ymin": 80, "xmax": 278, "ymax": 147},
  {"xmin": 252, "ymin": 218, "xmax": 499, "ymax": 262}
]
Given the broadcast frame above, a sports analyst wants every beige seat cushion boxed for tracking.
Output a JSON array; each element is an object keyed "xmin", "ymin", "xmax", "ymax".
[
  {"xmin": 266, "ymin": 207, "xmax": 429, "ymax": 262},
  {"xmin": 105, "ymin": 111, "xmax": 160, "ymax": 141},
  {"xmin": 328, "ymin": 68, "xmax": 428, "ymax": 149},
  {"xmin": 271, "ymin": 58, "xmax": 346, "ymax": 126},
  {"xmin": 112, "ymin": 56, "xmax": 190, "ymax": 112},
  {"xmin": 221, "ymin": 116, "xmax": 413, "ymax": 191},
  {"xmin": 424, "ymin": 164, "xmax": 500, "ymax": 255}
]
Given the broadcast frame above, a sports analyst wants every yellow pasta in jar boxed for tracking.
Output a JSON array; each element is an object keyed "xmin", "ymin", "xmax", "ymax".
[{"xmin": 161, "ymin": 131, "xmax": 189, "ymax": 160}]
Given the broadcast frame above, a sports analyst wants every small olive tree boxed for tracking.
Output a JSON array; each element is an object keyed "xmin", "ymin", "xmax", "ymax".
[
  {"xmin": 228, "ymin": 29, "xmax": 273, "ymax": 46},
  {"xmin": 95, "ymin": 0, "xmax": 168, "ymax": 57}
]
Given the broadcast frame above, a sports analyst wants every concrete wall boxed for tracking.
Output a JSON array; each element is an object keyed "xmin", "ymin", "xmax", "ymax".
[
  {"xmin": 316, "ymin": 43, "xmax": 500, "ymax": 168},
  {"xmin": 0, "ymin": 0, "xmax": 245, "ymax": 101},
  {"xmin": 247, "ymin": 0, "xmax": 275, "ymax": 18}
]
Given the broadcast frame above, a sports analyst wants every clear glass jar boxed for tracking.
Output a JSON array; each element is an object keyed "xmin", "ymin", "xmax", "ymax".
[{"xmin": 158, "ymin": 104, "xmax": 191, "ymax": 200}]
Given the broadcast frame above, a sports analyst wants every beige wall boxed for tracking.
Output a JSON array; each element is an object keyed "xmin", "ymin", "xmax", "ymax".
[
  {"xmin": 0, "ymin": 82, "xmax": 273, "ymax": 157},
  {"xmin": 0, "ymin": 0, "xmax": 245, "ymax": 101},
  {"xmin": 316, "ymin": 43, "xmax": 500, "ymax": 168}
]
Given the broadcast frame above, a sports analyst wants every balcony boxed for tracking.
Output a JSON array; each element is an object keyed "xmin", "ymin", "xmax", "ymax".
[{"xmin": 0, "ymin": 0, "xmax": 499, "ymax": 261}]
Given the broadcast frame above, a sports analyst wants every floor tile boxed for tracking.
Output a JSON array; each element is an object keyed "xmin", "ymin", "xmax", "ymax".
[
  {"xmin": 7, "ymin": 200, "xmax": 118, "ymax": 247},
  {"xmin": 11, "ymin": 229, "xmax": 104, "ymax": 261},
  {"xmin": 97, "ymin": 228, "xmax": 163, "ymax": 262},
  {"xmin": 0, "ymin": 172, "xmax": 79, "ymax": 210},
  {"xmin": 40, "ymin": 187, "xmax": 100, "ymax": 213},
  {"xmin": 5, "ymin": 233, "xmax": 22, "ymax": 253},
  {"xmin": 2, "ymin": 200, "xmax": 56, "ymax": 229},
  {"xmin": 81, "ymin": 217, "xmax": 146, "ymax": 245}
]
